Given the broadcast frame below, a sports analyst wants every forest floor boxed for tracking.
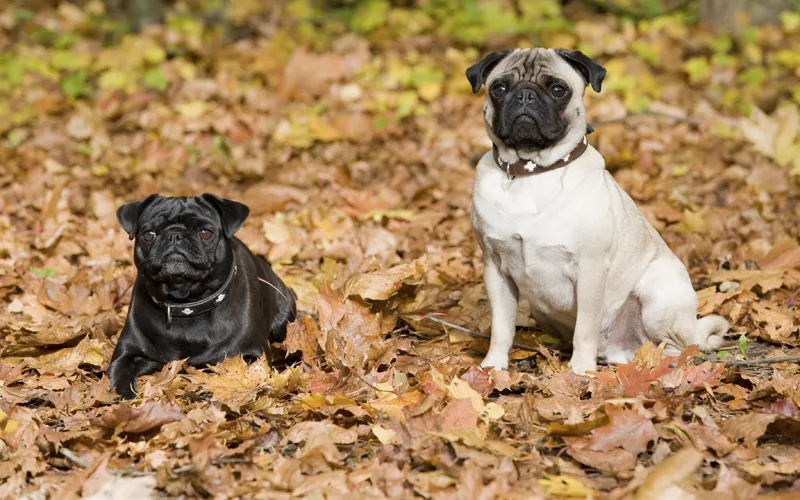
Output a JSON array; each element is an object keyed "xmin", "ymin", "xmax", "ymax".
[{"xmin": 0, "ymin": 1, "xmax": 799, "ymax": 498}]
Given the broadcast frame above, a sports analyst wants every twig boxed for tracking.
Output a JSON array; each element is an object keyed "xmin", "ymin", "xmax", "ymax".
[
  {"xmin": 726, "ymin": 355, "xmax": 800, "ymax": 366},
  {"xmin": 58, "ymin": 446, "xmax": 251, "ymax": 476},
  {"xmin": 257, "ymin": 277, "xmax": 294, "ymax": 311},
  {"xmin": 58, "ymin": 446, "xmax": 89, "ymax": 468},
  {"xmin": 590, "ymin": 110, "xmax": 699, "ymax": 130},
  {"xmin": 347, "ymin": 366, "xmax": 402, "ymax": 398},
  {"xmin": 579, "ymin": 0, "xmax": 694, "ymax": 20},
  {"xmin": 422, "ymin": 315, "xmax": 540, "ymax": 352}
]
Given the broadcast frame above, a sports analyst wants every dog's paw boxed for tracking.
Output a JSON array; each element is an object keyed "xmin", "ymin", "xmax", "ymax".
[
  {"xmin": 568, "ymin": 356, "xmax": 597, "ymax": 376},
  {"xmin": 480, "ymin": 352, "xmax": 509, "ymax": 371}
]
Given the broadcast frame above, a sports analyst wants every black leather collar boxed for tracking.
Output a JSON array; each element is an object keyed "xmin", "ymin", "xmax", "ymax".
[
  {"xmin": 150, "ymin": 256, "xmax": 237, "ymax": 327},
  {"xmin": 493, "ymin": 136, "xmax": 589, "ymax": 180}
]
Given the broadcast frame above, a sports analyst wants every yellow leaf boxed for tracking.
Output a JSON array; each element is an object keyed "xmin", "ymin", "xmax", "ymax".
[
  {"xmin": 791, "ymin": 158, "xmax": 800, "ymax": 177},
  {"xmin": 0, "ymin": 409, "xmax": 19, "ymax": 434},
  {"xmin": 143, "ymin": 44, "xmax": 166, "ymax": 65},
  {"xmin": 677, "ymin": 210, "xmax": 706, "ymax": 234},
  {"xmin": 417, "ymin": 81, "xmax": 442, "ymax": 102},
  {"xmin": 773, "ymin": 104, "xmax": 800, "ymax": 167},
  {"xmin": 371, "ymin": 424, "xmax": 397, "ymax": 444},
  {"xmin": 446, "ymin": 377, "xmax": 484, "ymax": 413},
  {"xmin": 91, "ymin": 165, "xmax": 110, "ymax": 177},
  {"xmin": 307, "ymin": 115, "xmax": 344, "ymax": 142},
  {"xmin": 301, "ymin": 393, "xmax": 328, "ymax": 410},
  {"xmin": 671, "ymin": 165, "xmax": 689, "ymax": 177},
  {"xmin": 176, "ymin": 101, "xmax": 208, "ymax": 119},
  {"xmin": 481, "ymin": 402, "xmax": 505, "ymax": 421},
  {"xmin": 98, "ymin": 70, "xmax": 128, "ymax": 90},
  {"xmin": 360, "ymin": 209, "xmax": 416, "ymax": 223},
  {"xmin": 539, "ymin": 474, "xmax": 590, "ymax": 498}
]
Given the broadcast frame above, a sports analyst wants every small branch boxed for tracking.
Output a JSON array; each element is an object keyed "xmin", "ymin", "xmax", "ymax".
[
  {"xmin": 422, "ymin": 315, "xmax": 541, "ymax": 352},
  {"xmin": 58, "ymin": 446, "xmax": 89, "ymax": 468},
  {"xmin": 579, "ymin": 0, "xmax": 695, "ymax": 20},
  {"xmin": 58, "ymin": 446, "xmax": 251, "ymax": 476},
  {"xmin": 347, "ymin": 366, "xmax": 402, "ymax": 397},
  {"xmin": 726, "ymin": 355, "xmax": 800, "ymax": 366}
]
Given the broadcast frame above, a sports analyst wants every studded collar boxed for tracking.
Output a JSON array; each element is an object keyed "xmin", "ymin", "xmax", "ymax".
[
  {"xmin": 149, "ymin": 256, "xmax": 237, "ymax": 327},
  {"xmin": 492, "ymin": 136, "xmax": 589, "ymax": 180}
]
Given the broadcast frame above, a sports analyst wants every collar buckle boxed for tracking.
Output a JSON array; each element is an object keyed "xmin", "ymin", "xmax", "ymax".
[{"xmin": 150, "ymin": 258, "xmax": 238, "ymax": 327}]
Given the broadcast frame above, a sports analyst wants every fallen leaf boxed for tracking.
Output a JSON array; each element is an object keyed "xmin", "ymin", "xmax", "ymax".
[
  {"xmin": 98, "ymin": 401, "xmax": 183, "ymax": 434},
  {"xmin": 634, "ymin": 447, "xmax": 704, "ymax": 500},
  {"xmin": 343, "ymin": 258, "xmax": 425, "ymax": 301}
]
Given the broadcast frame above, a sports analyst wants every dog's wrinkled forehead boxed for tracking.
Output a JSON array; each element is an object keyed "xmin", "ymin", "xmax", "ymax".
[
  {"xmin": 139, "ymin": 196, "xmax": 220, "ymax": 228},
  {"xmin": 487, "ymin": 48, "xmax": 584, "ymax": 89}
]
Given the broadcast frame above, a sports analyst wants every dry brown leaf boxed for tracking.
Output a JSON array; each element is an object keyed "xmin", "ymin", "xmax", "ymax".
[
  {"xmin": 584, "ymin": 406, "xmax": 658, "ymax": 455},
  {"xmin": 98, "ymin": 401, "xmax": 183, "ymax": 434},
  {"xmin": 634, "ymin": 447, "xmax": 703, "ymax": 500},
  {"xmin": 342, "ymin": 258, "xmax": 425, "ymax": 301}
]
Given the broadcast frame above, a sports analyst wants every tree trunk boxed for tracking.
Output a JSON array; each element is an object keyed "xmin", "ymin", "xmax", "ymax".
[
  {"xmin": 698, "ymin": 0, "xmax": 793, "ymax": 31},
  {"xmin": 126, "ymin": 0, "xmax": 164, "ymax": 30}
]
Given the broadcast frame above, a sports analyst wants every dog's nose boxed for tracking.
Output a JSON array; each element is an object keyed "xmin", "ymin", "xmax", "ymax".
[
  {"xmin": 168, "ymin": 232, "xmax": 183, "ymax": 244},
  {"xmin": 517, "ymin": 88, "xmax": 536, "ymax": 106}
]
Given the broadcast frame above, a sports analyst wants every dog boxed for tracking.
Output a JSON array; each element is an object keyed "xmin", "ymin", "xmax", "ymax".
[
  {"xmin": 107, "ymin": 194, "xmax": 296, "ymax": 398},
  {"xmin": 466, "ymin": 48, "xmax": 730, "ymax": 375}
]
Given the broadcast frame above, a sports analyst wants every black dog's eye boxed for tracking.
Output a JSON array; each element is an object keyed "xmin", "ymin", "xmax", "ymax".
[
  {"xmin": 550, "ymin": 84, "xmax": 568, "ymax": 98},
  {"xmin": 198, "ymin": 229, "xmax": 214, "ymax": 240},
  {"xmin": 491, "ymin": 83, "xmax": 507, "ymax": 98},
  {"xmin": 141, "ymin": 231, "xmax": 156, "ymax": 243}
]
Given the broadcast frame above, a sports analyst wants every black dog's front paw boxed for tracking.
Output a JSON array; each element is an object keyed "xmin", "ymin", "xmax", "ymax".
[
  {"xmin": 108, "ymin": 354, "xmax": 162, "ymax": 399},
  {"xmin": 113, "ymin": 381, "xmax": 138, "ymax": 400}
]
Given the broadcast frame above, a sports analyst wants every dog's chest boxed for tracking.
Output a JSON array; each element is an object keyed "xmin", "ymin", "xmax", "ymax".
[{"xmin": 472, "ymin": 176, "xmax": 579, "ymax": 316}]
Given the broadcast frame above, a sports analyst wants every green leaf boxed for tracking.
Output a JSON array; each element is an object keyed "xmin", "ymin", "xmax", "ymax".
[
  {"xmin": 51, "ymin": 50, "xmax": 83, "ymax": 70},
  {"xmin": 142, "ymin": 67, "xmax": 170, "ymax": 91},
  {"xmin": 684, "ymin": 57, "xmax": 711, "ymax": 84},
  {"xmin": 29, "ymin": 266, "xmax": 56, "ymax": 278},
  {"xmin": 76, "ymin": 143, "xmax": 93, "ymax": 156},
  {"xmin": 632, "ymin": 41, "xmax": 660, "ymax": 66},
  {"xmin": 61, "ymin": 70, "xmax": 90, "ymax": 99},
  {"xmin": 373, "ymin": 117, "xmax": 388, "ymax": 131},
  {"xmin": 737, "ymin": 67, "xmax": 766, "ymax": 86},
  {"xmin": 350, "ymin": 0, "xmax": 389, "ymax": 33},
  {"xmin": 5, "ymin": 129, "xmax": 28, "ymax": 148},
  {"xmin": 738, "ymin": 334, "xmax": 747, "ymax": 357}
]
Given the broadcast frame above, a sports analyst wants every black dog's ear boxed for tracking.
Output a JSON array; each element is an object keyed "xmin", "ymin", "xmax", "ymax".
[
  {"xmin": 466, "ymin": 50, "xmax": 511, "ymax": 94},
  {"xmin": 201, "ymin": 194, "xmax": 250, "ymax": 238},
  {"xmin": 117, "ymin": 194, "xmax": 160, "ymax": 240},
  {"xmin": 555, "ymin": 49, "xmax": 606, "ymax": 93}
]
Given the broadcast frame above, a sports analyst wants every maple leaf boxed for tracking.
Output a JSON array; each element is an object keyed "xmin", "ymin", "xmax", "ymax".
[
  {"xmin": 342, "ymin": 258, "xmax": 425, "ymax": 301},
  {"xmin": 584, "ymin": 406, "xmax": 658, "ymax": 455},
  {"xmin": 97, "ymin": 401, "xmax": 183, "ymax": 434},
  {"xmin": 285, "ymin": 315, "xmax": 323, "ymax": 366},
  {"xmin": 186, "ymin": 356, "xmax": 302, "ymax": 413}
]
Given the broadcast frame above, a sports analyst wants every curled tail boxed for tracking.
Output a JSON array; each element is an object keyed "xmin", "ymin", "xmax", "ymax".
[{"xmin": 693, "ymin": 315, "xmax": 730, "ymax": 352}]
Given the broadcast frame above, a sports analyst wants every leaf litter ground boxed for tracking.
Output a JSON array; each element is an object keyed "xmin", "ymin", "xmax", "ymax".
[{"xmin": 1, "ymin": 2, "xmax": 800, "ymax": 499}]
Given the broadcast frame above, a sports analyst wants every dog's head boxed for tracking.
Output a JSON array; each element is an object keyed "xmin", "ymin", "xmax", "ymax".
[
  {"xmin": 466, "ymin": 48, "xmax": 605, "ymax": 161},
  {"xmin": 117, "ymin": 194, "xmax": 249, "ymax": 301}
]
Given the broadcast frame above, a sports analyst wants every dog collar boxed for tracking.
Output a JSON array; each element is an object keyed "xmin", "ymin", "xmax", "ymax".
[
  {"xmin": 149, "ymin": 257, "xmax": 237, "ymax": 327},
  {"xmin": 492, "ymin": 136, "xmax": 589, "ymax": 180}
]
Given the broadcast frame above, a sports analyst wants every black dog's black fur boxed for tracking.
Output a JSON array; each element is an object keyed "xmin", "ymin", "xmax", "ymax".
[{"xmin": 108, "ymin": 194, "xmax": 295, "ymax": 399}]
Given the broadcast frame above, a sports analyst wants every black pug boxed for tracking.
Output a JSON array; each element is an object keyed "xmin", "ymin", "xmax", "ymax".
[{"xmin": 108, "ymin": 193, "xmax": 296, "ymax": 399}]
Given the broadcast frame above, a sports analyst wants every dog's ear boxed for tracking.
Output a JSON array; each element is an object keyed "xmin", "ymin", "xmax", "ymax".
[
  {"xmin": 201, "ymin": 194, "xmax": 250, "ymax": 238},
  {"xmin": 117, "ymin": 194, "xmax": 160, "ymax": 240},
  {"xmin": 466, "ymin": 50, "xmax": 511, "ymax": 94},
  {"xmin": 556, "ymin": 49, "xmax": 606, "ymax": 93}
]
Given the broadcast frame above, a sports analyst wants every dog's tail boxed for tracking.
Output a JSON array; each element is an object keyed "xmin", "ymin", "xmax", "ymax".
[{"xmin": 692, "ymin": 315, "xmax": 730, "ymax": 352}]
